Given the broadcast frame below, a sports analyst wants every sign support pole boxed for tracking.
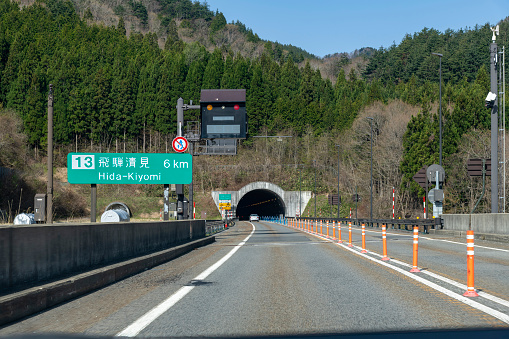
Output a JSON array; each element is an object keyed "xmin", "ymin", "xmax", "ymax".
[
  {"xmin": 163, "ymin": 185, "xmax": 169, "ymax": 220},
  {"xmin": 189, "ymin": 142, "xmax": 193, "ymax": 219},
  {"xmin": 176, "ymin": 98, "xmax": 184, "ymax": 220},
  {"xmin": 91, "ymin": 184, "xmax": 96, "ymax": 222},
  {"xmin": 175, "ymin": 98, "xmax": 200, "ymax": 220}
]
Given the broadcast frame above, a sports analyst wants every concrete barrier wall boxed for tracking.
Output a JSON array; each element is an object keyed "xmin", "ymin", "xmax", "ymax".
[
  {"xmin": 442, "ymin": 214, "xmax": 509, "ymax": 235},
  {"xmin": 0, "ymin": 220, "xmax": 205, "ymax": 291}
]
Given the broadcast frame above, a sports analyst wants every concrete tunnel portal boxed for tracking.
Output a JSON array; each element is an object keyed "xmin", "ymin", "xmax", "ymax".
[
  {"xmin": 236, "ymin": 189, "xmax": 286, "ymax": 220},
  {"xmin": 212, "ymin": 182, "xmax": 312, "ymax": 220}
]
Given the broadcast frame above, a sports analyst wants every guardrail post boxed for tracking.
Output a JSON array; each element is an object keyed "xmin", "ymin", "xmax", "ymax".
[
  {"xmin": 381, "ymin": 224, "xmax": 389, "ymax": 261},
  {"xmin": 463, "ymin": 230, "xmax": 479, "ymax": 297},
  {"xmin": 410, "ymin": 226, "xmax": 420, "ymax": 272},
  {"xmin": 361, "ymin": 223, "xmax": 367, "ymax": 253},
  {"xmin": 348, "ymin": 221, "xmax": 353, "ymax": 247}
]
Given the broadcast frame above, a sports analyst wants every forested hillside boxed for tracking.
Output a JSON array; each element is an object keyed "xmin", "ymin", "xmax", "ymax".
[
  {"xmin": 0, "ymin": 0, "xmax": 377, "ymax": 147},
  {"xmin": 1, "ymin": 0, "xmax": 508, "ymax": 219}
]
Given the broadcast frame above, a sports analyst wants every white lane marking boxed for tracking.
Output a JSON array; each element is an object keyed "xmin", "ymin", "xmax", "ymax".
[
  {"xmin": 337, "ymin": 241, "xmax": 509, "ymax": 324},
  {"xmin": 341, "ymin": 226, "xmax": 509, "ymax": 254},
  {"xmin": 423, "ymin": 238, "xmax": 509, "ymax": 253},
  {"xmin": 373, "ymin": 254, "xmax": 509, "ymax": 310},
  {"xmin": 116, "ymin": 223, "xmax": 256, "ymax": 337},
  {"xmin": 281, "ymin": 222, "xmax": 509, "ymax": 323}
]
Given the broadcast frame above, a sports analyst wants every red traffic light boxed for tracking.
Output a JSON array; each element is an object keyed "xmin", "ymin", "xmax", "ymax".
[{"xmin": 234, "ymin": 104, "xmax": 240, "ymax": 110}]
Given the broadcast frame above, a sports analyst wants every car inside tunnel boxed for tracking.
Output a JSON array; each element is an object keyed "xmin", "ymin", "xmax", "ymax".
[{"xmin": 236, "ymin": 189, "xmax": 285, "ymax": 220}]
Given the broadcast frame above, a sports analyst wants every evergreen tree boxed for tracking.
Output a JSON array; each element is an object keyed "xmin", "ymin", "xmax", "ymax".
[
  {"xmin": 202, "ymin": 49, "xmax": 223, "ymax": 89},
  {"xmin": 117, "ymin": 17, "xmax": 126, "ymax": 36},
  {"xmin": 210, "ymin": 10, "xmax": 226, "ymax": 34}
]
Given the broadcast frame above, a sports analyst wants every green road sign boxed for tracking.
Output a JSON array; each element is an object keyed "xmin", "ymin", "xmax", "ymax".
[
  {"xmin": 67, "ymin": 153, "xmax": 192, "ymax": 184},
  {"xmin": 219, "ymin": 194, "xmax": 231, "ymax": 201}
]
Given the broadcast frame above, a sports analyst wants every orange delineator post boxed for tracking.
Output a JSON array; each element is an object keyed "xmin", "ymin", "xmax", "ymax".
[
  {"xmin": 361, "ymin": 223, "xmax": 367, "ymax": 253},
  {"xmin": 463, "ymin": 230, "xmax": 479, "ymax": 297},
  {"xmin": 320, "ymin": 220, "xmax": 323, "ymax": 235},
  {"xmin": 338, "ymin": 221, "xmax": 343, "ymax": 243},
  {"xmin": 348, "ymin": 221, "xmax": 353, "ymax": 247},
  {"xmin": 326, "ymin": 220, "xmax": 330, "ymax": 238},
  {"xmin": 410, "ymin": 226, "xmax": 420, "ymax": 272},
  {"xmin": 332, "ymin": 221, "xmax": 336, "ymax": 239},
  {"xmin": 381, "ymin": 224, "xmax": 389, "ymax": 261}
]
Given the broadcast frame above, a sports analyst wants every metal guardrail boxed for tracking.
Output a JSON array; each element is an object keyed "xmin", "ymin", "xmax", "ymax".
[
  {"xmin": 205, "ymin": 219, "xmax": 236, "ymax": 236},
  {"xmin": 296, "ymin": 217, "xmax": 443, "ymax": 233}
]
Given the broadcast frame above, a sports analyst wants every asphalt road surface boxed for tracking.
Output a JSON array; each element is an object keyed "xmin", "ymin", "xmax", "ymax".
[{"xmin": 1, "ymin": 220, "xmax": 509, "ymax": 338}]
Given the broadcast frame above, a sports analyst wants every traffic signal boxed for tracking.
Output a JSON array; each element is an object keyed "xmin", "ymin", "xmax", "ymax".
[{"xmin": 200, "ymin": 89, "xmax": 247, "ymax": 139}]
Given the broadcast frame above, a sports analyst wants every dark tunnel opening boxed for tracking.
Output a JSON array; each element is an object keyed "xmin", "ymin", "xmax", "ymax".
[{"xmin": 236, "ymin": 189, "xmax": 285, "ymax": 220}]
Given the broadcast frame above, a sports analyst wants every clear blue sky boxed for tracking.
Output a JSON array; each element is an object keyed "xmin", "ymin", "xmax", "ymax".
[{"xmin": 205, "ymin": 0, "xmax": 508, "ymax": 58}]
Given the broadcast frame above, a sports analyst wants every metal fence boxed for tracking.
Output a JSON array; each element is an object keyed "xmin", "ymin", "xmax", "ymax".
[
  {"xmin": 297, "ymin": 217, "xmax": 443, "ymax": 233},
  {"xmin": 205, "ymin": 219, "xmax": 235, "ymax": 236}
]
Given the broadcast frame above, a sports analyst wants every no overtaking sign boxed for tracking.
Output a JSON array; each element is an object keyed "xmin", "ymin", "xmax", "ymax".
[{"xmin": 67, "ymin": 153, "xmax": 192, "ymax": 184}]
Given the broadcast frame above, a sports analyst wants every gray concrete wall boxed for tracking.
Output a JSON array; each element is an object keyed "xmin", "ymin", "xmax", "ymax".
[
  {"xmin": 442, "ymin": 214, "xmax": 509, "ymax": 234},
  {"xmin": 284, "ymin": 191, "xmax": 312, "ymax": 217},
  {"xmin": 0, "ymin": 220, "xmax": 205, "ymax": 291}
]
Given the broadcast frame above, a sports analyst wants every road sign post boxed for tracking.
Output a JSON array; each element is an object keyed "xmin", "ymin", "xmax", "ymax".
[
  {"xmin": 413, "ymin": 166, "xmax": 429, "ymax": 218},
  {"xmin": 468, "ymin": 159, "xmax": 490, "ymax": 214},
  {"xmin": 426, "ymin": 164, "xmax": 445, "ymax": 218},
  {"xmin": 218, "ymin": 194, "xmax": 232, "ymax": 215},
  {"xmin": 172, "ymin": 136, "xmax": 189, "ymax": 153}
]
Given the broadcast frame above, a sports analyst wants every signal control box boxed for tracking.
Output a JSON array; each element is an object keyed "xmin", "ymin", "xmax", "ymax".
[
  {"xmin": 34, "ymin": 194, "xmax": 46, "ymax": 222},
  {"xmin": 200, "ymin": 89, "xmax": 247, "ymax": 139}
]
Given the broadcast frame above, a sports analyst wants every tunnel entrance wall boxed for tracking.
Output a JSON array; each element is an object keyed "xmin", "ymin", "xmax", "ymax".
[
  {"xmin": 211, "ymin": 182, "xmax": 312, "ymax": 218},
  {"xmin": 236, "ymin": 189, "xmax": 286, "ymax": 220}
]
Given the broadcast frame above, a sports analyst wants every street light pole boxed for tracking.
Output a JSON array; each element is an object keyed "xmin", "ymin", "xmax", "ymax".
[
  {"xmin": 336, "ymin": 144, "xmax": 341, "ymax": 218},
  {"xmin": 432, "ymin": 52, "xmax": 443, "ymax": 166},
  {"xmin": 366, "ymin": 117, "xmax": 374, "ymax": 221},
  {"xmin": 314, "ymin": 160, "xmax": 317, "ymax": 218}
]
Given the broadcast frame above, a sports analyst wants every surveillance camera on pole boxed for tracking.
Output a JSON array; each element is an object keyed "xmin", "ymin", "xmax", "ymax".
[
  {"xmin": 485, "ymin": 92, "xmax": 497, "ymax": 109},
  {"xmin": 491, "ymin": 25, "xmax": 499, "ymax": 42}
]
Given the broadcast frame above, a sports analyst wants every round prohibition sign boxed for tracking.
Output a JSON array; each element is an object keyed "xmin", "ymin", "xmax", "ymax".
[{"xmin": 172, "ymin": 136, "xmax": 188, "ymax": 153}]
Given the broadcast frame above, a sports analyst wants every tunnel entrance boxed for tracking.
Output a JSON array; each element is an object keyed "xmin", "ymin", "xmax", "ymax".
[{"xmin": 236, "ymin": 189, "xmax": 285, "ymax": 220}]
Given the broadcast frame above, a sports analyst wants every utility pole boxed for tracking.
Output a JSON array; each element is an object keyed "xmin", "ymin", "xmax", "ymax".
[
  {"xmin": 490, "ymin": 28, "xmax": 499, "ymax": 213},
  {"xmin": 314, "ymin": 160, "xmax": 317, "ymax": 218},
  {"xmin": 47, "ymin": 84, "xmax": 54, "ymax": 224},
  {"xmin": 336, "ymin": 145, "xmax": 341, "ymax": 218},
  {"xmin": 366, "ymin": 117, "xmax": 374, "ymax": 221},
  {"xmin": 431, "ymin": 52, "xmax": 443, "ymax": 166}
]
